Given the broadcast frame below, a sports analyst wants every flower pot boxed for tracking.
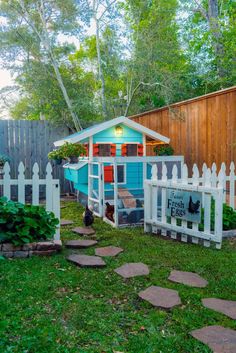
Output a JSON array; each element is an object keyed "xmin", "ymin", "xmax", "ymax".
[
  {"xmin": 68, "ymin": 156, "xmax": 78, "ymax": 164},
  {"xmin": 54, "ymin": 158, "xmax": 62, "ymax": 165}
]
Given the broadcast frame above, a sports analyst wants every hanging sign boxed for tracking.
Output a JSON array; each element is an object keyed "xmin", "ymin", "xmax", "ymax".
[{"xmin": 166, "ymin": 189, "xmax": 202, "ymax": 223}]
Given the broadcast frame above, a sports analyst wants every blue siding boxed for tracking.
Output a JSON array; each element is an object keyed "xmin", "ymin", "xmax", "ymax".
[{"xmin": 94, "ymin": 124, "xmax": 143, "ymax": 156}]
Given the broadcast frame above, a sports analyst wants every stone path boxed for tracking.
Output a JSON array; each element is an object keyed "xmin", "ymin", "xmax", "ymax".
[
  {"xmin": 114, "ymin": 263, "xmax": 149, "ymax": 278},
  {"xmin": 168, "ymin": 270, "xmax": 208, "ymax": 288},
  {"xmin": 61, "ymin": 219, "xmax": 74, "ymax": 226},
  {"xmin": 190, "ymin": 325, "xmax": 236, "ymax": 353},
  {"xmin": 67, "ymin": 254, "xmax": 106, "ymax": 268},
  {"xmin": 95, "ymin": 246, "xmax": 123, "ymax": 257},
  {"xmin": 65, "ymin": 240, "xmax": 98, "ymax": 249},
  {"xmin": 202, "ymin": 298, "xmax": 236, "ymax": 319},
  {"xmin": 138, "ymin": 286, "xmax": 181, "ymax": 309},
  {"xmin": 72, "ymin": 227, "xmax": 96, "ymax": 236}
]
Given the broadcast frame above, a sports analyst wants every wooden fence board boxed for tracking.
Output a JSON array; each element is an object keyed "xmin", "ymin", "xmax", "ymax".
[
  {"xmin": 0, "ymin": 120, "xmax": 70, "ymax": 195},
  {"xmin": 130, "ymin": 86, "xmax": 236, "ymax": 170}
]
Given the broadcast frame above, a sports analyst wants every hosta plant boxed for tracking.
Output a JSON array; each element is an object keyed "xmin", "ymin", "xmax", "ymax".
[{"xmin": 0, "ymin": 197, "xmax": 59, "ymax": 245}]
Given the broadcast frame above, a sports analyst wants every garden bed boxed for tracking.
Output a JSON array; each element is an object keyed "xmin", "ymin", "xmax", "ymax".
[{"xmin": 0, "ymin": 240, "xmax": 62, "ymax": 258}]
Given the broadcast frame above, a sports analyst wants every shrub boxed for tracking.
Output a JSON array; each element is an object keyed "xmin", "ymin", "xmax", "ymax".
[
  {"xmin": 48, "ymin": 149, "xmax": 63, "ymax": 160},
  {"xmin": 48, "ymin": 143, "xmax": 86, "ymax": 161},
  {"xmin": 0, "ymin": 154, "xmax": 10, "ymax": 167},
  {"xmin": 153, "ymin": 144, "xmax": 174, "ymax": 156},
  {"xmin": 0, "ymin": 197, "xmax": 59, "ymax": 245},
  {"xmin": 199, "ymin": 201, "xmax": 236, "ymax": 231}
]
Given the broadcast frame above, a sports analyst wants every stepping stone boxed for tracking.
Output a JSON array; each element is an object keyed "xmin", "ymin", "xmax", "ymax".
[
  {"xmin": 61, "ymin": 219, "xmax": 74, "ymax": 226},
  {"xmin": 95, "ymin": 246, "xmax": 123, "ymax": 257},
  {"xmin": 168, "ymin": 270, "xmax": 208, "ymax": 288},
  {"xmin": 138, "ymin": 286, "xmax": 181, "ymax": 309},
  {"xmin": 67, "ymin": 254, "xmax": 106, "ymax": 268},
  {"xmin": 114, "ymin": 263, "xmax": 149, "ymax": 278},
  {"xmin": 65, "ymin": 239, "xmax": 98, "ymax": 249},
  {"xmin": 72, "ymin": 227, "xmax": 95, "ymax": 236},
  {"xmin": 202, "ymin": 298, "xmax": 236, "ymax": 319},
  {"xmin": 190, "ymin": 325, "xmax": 236, "ymax": 353}
]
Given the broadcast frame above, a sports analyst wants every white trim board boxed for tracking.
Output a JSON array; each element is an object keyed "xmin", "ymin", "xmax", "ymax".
[{"xmin": 54, "ymin": 116, "xmax": 170, "ymax": 146}]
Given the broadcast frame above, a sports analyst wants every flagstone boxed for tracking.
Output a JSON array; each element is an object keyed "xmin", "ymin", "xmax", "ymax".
[
  {"xmin": 65, "ymin": 240, "xmax": 98, "ymax": 249},
  {"xmin": 67, "ymin": 254, "xmax": 106, "ymax": 268},
  {"xmin": 138, "ymin": 286, "xmax": 181, "ymax": 309},
  {"xmin": 190, "ymin": 325, "xmax": 236, "ymax": 353},
  {"xmin": 114, "ymin": 263, "xmax": 149, "ymax": 278},
  {"xmin": 60, "ymin": 219, "xmax": 74, "ymax": 226},
  {"xmin": 95, "ymin": 246, "xmax": 123, "ymax": 257},
  {"xmin": 168, "ymin": 270, "xmax": 208, "ymax": 287},
  {"xmin": 72, "ymin": 227, "xmax": 95, "ymax": 236},
  {"xmin": 202, "ymin": 298, "xmax": 236, "ymax": 319}
]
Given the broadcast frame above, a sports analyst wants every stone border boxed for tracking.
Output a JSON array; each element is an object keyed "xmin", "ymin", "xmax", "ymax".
[
  {"xmin": 222, "ymin": 229, "xmax": 236, "ymax": 238},
  {"xmin": 0, "ymin": 240, "xmax": 62, "ymax": 258}
]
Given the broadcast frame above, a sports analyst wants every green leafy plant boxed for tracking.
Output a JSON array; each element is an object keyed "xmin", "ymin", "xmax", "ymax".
[
  {"xmin": 0, "ymin": 154, "xmax": 10, "ymax": 167},
  {"xmin": 153, "ymin": 144, "xmax": 174, "ymax": 156},
  {"xmin": 48, "ymin": 149, "xmax": 63, "ymax": 161},
  {"xmin": 199, "ymin": 200, "xmax": 236, "ymax": 231},
  {"xmin": 0, "ymin": 197, "xmax": 59, "ymax": 245},
  {"xmin": 60, "ymin": 142, "xmax": 86, "ymax": 159}
]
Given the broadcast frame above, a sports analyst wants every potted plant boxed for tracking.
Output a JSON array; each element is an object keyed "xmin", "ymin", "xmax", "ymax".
[
  {"xmin": 153, "ymin": 144, "xmax": 174, "ymax": 156},
  {"xmin": 60, "ymin": 142, "xmax": 86, "ymax": 163},
  {"xmin": 0, "ymin": 154, "xmax": 10, "ymax": 173},
  {"xmin": 48, "ymin": 149, "xmax": 63, "ymax": 165}
]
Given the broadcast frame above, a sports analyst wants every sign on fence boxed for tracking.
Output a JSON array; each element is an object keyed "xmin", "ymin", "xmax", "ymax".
[
  {"xmin": 166, "ymin": 189, "xmax": 202, "ymax": 223},
  {"xmin": 143, "ymin": 162, "xmax": 235, "ymax": 249}
]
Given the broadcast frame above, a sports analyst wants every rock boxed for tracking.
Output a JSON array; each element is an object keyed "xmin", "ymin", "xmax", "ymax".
[
  {"xmin": 32, "ymin": 250, "xmax": 57, "ymax": 256},
  {"xmin": 138, "ymin": 286, "xmax": 181, "ymax": 309},
  {"xmin": 168, "ymin": 270, "xmax": 208, "ymax": 288},
  {"xmin": 22, "ymin": 243, "xmax": 37, "ymax": 251},
  {"xmin": 72, "ymin": 227, "xmax": 95, "ymax": 236},
  {"xmin": 2, "ymin": 243, "xmax": 21, "ymax": 251},
  {"xmin": 190, "ymin": 325, "xmax": 236, "ymax": 353},
  {"xmin": 65, "ymin": 239, "xmax": 98, "ymax": 249},
  {"xmin": 14, "ymin": 251, "xmax": 29, "ymax": 258},
  {"xmin": 95, "ymin": 246, "xmax": 123, "ymax": 257},
  {"xmin": 114, "ymin": 263, "xmax": 149, "ymax": 278},
  {"xmin": 202, "ymin": 298, "xmax": 236, "ymax": 319},
  {"xmin": 67, "ymin": 254, "xmax": 106, "ymax": 268},
  {"xmin": 60, "ymin": 219, "xmax": 74, "ymax": 226},
  {"xmin": 36, "ymin": 240, "xmax": 62, "ymax": 251},
  {"xmin": 3, "ymin": 251, "xmax": 13, "ymax": 258}
]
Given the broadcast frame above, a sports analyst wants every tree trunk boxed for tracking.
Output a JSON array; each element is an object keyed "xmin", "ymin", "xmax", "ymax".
[
  {"xmin": 207, "ymin": 0, "xmax": 225, "ymax": 80},
  {"xmin": 94, "ymin": 17, "xmax": 107, "ymax": 120}
]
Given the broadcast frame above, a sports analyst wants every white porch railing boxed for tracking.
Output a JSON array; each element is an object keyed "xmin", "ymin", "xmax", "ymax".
[
  {"xmin": 0, "ymin": 162, "xmax": 60, "ymax": 240},
  {"xmin": 144, "ymin": 162, "xmax": 236, "ymax": 249}
]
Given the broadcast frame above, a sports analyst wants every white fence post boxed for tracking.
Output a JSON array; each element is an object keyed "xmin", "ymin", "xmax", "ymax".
[
  {"xmin": 18, "ymin": 162, "xmax": 25, "ymax": 204},
  {"xmin": 32, "ymin": 163, "xmax": 40, "ymax": 205},
  {"xmin": 46, "ymin": 162, "xmax": 53, "ymax": 212},
  {"xmin": 3, "ymin": 162, "xmax": 11, "ymax": 199},
  {"xmin": 229, "ymin": 162, "xmax": 235, "ymax": 209}
]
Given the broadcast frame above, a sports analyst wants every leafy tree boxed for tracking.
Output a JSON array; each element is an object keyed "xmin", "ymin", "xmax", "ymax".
[{"xmin": 0, "ymin": 0, "xmax": 83, "ymax": 129}]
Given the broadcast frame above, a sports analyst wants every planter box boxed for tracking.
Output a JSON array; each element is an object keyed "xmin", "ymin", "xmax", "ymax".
[{"xmin": 0, "ymin": 240, "xmax": 62, "ymax": 258}]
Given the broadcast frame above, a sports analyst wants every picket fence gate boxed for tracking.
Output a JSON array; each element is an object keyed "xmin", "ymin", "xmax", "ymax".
[
  {"xmin": 144, "ymin": 161, "xmax": 236, "ymax": 249},
  {"xmin": 0, "ymin": 162, "xmax": 60, "ymax": 240}
]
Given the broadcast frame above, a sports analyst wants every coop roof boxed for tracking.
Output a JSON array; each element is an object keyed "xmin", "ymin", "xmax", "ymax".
[{"xmin": 54, "ymin": 116, "xmax": 170, "ymax": 146}]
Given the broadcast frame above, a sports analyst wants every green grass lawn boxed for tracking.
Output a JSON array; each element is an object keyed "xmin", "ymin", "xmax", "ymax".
[{"xmin": 1, "ymin": 201, "xmax": 236, "ymax": 353}]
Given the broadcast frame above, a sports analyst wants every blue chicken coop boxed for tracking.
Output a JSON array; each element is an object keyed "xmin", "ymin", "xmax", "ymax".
[{"xmin": 54, "ymin": 116, "xmax": 184, "ymax": 227}]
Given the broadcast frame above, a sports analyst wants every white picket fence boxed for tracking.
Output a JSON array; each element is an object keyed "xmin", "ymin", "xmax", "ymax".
[
  {"xmin": 0, "ymin": 162, "xmax": 60, "ymax": 240},
  {"xmin": 144, "ymin": 162, "xmax": 236, "ymax": 249}
]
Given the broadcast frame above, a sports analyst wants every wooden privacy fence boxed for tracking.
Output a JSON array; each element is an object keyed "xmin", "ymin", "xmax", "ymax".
[
  {"xmin": 144, "ymin": 161, "xmax": 236, "ymax": 249},
  {"xmin": 0, "ymin": 120, "xmax": 70, "ymax": 195},
  {"xmin": 130, "ymin": 86, "xmax": 236, "ymax": 170},
  {"xmin": 0, "ymin": 162, "xmax": 60, "ymax": 240}
]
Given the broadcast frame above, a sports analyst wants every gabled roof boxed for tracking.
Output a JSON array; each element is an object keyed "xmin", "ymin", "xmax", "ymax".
[{"xmin": 54, "ymin": 116, "xmax": 170, "ymax": 146}]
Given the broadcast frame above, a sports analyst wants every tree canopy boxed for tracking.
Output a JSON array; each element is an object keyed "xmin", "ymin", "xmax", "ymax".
[{"xmin": 0, "ymin": 0, "xmax": 235, "ymax": 129}]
